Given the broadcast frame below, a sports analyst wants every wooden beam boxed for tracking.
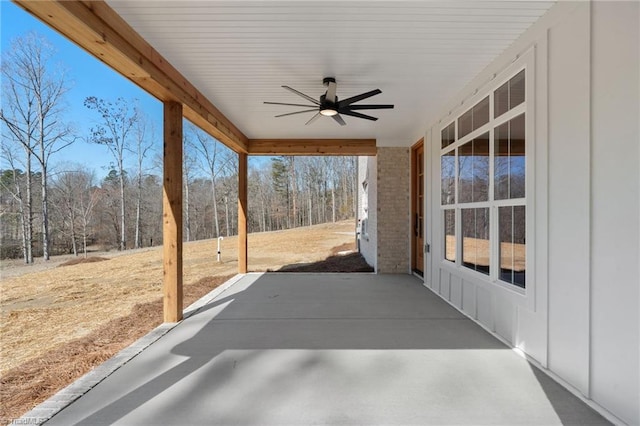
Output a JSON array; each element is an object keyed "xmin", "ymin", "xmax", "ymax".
[
  {"xmin": 248, "ymin": 139, "xmax": 377, "ymax": 156},
  {"xmin": 14, "ymin": 0, "xmax": 249, "ymax": 154},
  {"xmin": 238, "ymin": 152, "xmax": 248, "ymax": 274},
  {"xmin": 163, "ymin": 101, "xmax": 183, "ymax": 323}
]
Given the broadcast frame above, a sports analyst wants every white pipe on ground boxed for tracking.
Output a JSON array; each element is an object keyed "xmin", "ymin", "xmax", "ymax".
[{"xmin": 217, "ymin": 236, "xmax": 224, "ymax": 263}]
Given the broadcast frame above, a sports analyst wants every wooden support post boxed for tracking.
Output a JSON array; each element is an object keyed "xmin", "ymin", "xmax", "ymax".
[
  {"xmin": 163, "ymin": 101, "xmax": 183, "ymax": 323},
  {"xmin": 238, "ymin": 152, "xmax": 248, "ymax": 274}
]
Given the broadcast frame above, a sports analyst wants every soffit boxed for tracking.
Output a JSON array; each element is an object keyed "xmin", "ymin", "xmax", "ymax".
[{"xmin": 106, "ymin": 1, "xmax": 555, "ymax": 146}]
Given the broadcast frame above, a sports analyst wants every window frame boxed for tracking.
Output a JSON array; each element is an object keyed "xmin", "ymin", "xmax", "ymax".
[{"xmin": 437, "ymin": 47, "xmax": 535, "ymax": 303}]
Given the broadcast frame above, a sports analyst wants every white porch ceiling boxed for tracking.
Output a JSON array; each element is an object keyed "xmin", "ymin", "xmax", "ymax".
[{"xmin": 107, "ymin": 1, "xmax": 555, "ymax": 146}]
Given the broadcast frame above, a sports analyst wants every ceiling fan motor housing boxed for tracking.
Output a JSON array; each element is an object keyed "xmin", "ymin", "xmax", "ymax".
[
  {"xmin": 323, "ymin": 77, "xmax": 336, "ymax": 86},
  {"xmin": 320, "ymin": 94, "xmax": 338, "ymax": 109}
]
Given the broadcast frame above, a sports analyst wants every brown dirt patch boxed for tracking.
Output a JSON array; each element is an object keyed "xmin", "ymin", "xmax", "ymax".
[
  {"xmin": 330, "ymin": 241, "xmax": 356, "ymax": 255},
  {"xmin": 276, "ymin": 247, "xmax": 373, "ymax": 273},
  {"xmin": 0, "ymin": 274, "xmax": 233, "ymax": 425},
  {"xmin": 58, "ymin": 256, "xmax": 109, "ymax": 267},
  {"xmin": 0, "ymin": 221, "xmax": 356, "ymax": 423}
]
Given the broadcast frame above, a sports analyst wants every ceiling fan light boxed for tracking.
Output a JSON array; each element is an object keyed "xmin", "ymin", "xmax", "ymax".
[{"xmin": 320, "ymin": 108, "xmax": 338, "ymax": 116}]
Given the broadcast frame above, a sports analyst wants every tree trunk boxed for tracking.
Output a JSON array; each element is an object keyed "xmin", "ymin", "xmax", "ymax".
[
  {"xmin": 322, "ymin": 180, "xmax": 327, "ymax": 223},
  {"xmin": 119, "ymin": 163, "xmax": 126, "ymax": 251},
  {"xmin": 185, "ymin": 179, "xmax": 191, "ymax": 242},
  {"xmin": 70, "ymin": 213, "xmax": 78, "ymax": 257},
  {"xmin": 11, "ymin": 166, "xmax": 29, "ymax": 264},
  {"xmin": 260, "ymin": 195, "xmax": 266, "ymax": 232},
  {"xmin": 25, "ymin": 153, "xmax": 33, "ymax": 263},
  {"xmin": 224, "ymin": 195, "xmax": 230, "ymax": 237},
  {"xmin": 331, "ymin": 186, "xmax": 336, "ymax": 223},
  {"xmin": 291, "ymin": 159, "xmax": 297, "ymax": 228},
  {"xmin": 19, "ymin": 201, "xmax": 28, "ymax": 264},
  {"xmin": 82, "ymin": 223, "xmax": 88, "ymax": 258},
  {"xmin": 211, "ymin": 178, "xmax": 219, "ymax": 238},
  {"xmin": 134, "ymin": 173, "xmax": 142, "ymax": 249}
]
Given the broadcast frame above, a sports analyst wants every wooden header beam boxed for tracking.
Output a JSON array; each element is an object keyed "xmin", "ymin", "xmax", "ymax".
[
  {"xmin": 248, "ymin": 139, "xmax": 377, "ymax": 156},
  {"xmin": 14, "ymin": 0, "xmax": 249, "ymax": 154}
]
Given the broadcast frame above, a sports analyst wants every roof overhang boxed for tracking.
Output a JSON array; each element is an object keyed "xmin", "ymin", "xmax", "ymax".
[{"xmin": 14, "ymin": 0, "xmax": 556, "ymax": 155}]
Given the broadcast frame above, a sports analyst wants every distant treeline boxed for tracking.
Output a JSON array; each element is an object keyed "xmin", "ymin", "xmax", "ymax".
[
  {"xmin": 1, "ymin": 138, "xmax": 358, "ymax": 261},
  {"xmin": 1, "ymin": 32, "xmax": 358, "ymax": 262}
]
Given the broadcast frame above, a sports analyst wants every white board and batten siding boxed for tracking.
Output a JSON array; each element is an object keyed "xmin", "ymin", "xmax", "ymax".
[
  {"xmin": 357, "ymin": 156, "xmax": 377, "ymax": 270},
  {"xmin": 424, "ymin": 2, "xmax": 639, "ymax": 425}
]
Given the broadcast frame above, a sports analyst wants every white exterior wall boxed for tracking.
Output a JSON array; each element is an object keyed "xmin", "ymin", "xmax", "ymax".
[
  {"xmin": 423, "ymin": 2, "xmax": 639, "ymax": 424},
  {"xmin": 357, "ymin": 156, "xmax": 377, "ymax": 270},
  {"xmin": 590, "ymin": 2, "xmax": 639, "ymax": 421}
]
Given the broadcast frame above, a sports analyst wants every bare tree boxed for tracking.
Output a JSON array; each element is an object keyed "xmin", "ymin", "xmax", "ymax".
[
  {"xmin": 182, "ymin": 129, "xmax": 199, "ymax": 242},
  {"xmin": 77, "ymin": 171, "xmax": 100, "ymax": 257},
  {"xmin": 54, "ymin": 169, "xmax": 80, "ymax": 256},
  {"xmin": 132, "ymin": 113, "xmax": 155, "ymax": 248},
  {"xmin": 187, "ymin": 123, "xmax": 233, "ymax": 238},
  {"xmin": 84, "ymin": 96, "xmax": 138, "ymax": 251},
  {"xmin": 0, "ymin": 146, "xmax": 31, "ymax": 262},
  {"xmin": 1, "ymin": 32, "xmax": 75, "ymax": 260},
  {"xmin": 50, "ymin": 166, "xmax": 99, "ymax": 257}
]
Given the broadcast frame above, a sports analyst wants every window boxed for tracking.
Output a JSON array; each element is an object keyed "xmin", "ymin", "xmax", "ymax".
[
  {"xmin": 444, "ymin": 209, "xmax": 456, "ymax": 262},
  {"xmin": 458, "ymin": 96, "xmax": 490, "ymax": 139},
  {"xmin": 494, "ymin": 70, "xmax": 525, "ymax": 118},
  {"xmin": 441, "ymin": 149, "xmax": 456, "ymax": 205},
  {"xmin": 462, "ymin": 208, "xmax": 490, "ymax": 275},
  {"xmin": 458, "ymin": 132, "xmax": 489, "ymax": 203},
  {"xmin": 440, "ymin": 69, "xmax": 527, "ymax": 289},
  {"xmin": 498, "ymin": 206, "xmax": 525, "ymax": 288},
  {"xmin": 441, "ymin": 121, "xmax": 455, "ymax": 149}
]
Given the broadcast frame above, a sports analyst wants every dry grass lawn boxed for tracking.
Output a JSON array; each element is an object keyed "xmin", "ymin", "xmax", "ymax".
[
  {"xmin": 0, "ymin": 221, "xmax": 357, "ymax": 422},
  {"xmin": 445, "ymin": 235, "xmax": 525, "ymax": 271}
]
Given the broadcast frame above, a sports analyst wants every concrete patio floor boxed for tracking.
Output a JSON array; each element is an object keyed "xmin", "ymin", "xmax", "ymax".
[{"xmin": 44, "ymin": 273, "xmax": 608, "ymax": 425}]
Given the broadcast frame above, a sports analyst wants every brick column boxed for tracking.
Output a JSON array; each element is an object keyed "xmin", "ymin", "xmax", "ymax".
[{"xmin": 376, "ymin": 147, "xmax": 411, "ymax": 273}]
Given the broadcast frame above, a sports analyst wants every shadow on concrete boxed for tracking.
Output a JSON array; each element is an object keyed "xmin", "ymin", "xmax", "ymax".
[
  {"xmin": 530, "ymin": 365, "xmax": 611, "ymax": 425},
  {"xmin": 46, "ymin": 274, "xmax": 609, "ymax": 426},
  {"xmin": 271, "ymin": 252, "xmax": 374, "ymax": 273}
]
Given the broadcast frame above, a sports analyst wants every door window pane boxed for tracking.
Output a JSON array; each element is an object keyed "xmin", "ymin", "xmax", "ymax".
[
  {"xmin": 495, "ymin": 114, "xmax": 525, "ymax": 200},
  {"xmin": 499, "ymin": 206, "xmax": 526, "ymax": 288},
  {"xmin": 458, "ymin": 132, "xmax": 489, "ymax": 203},
  {"xmin": 441, "ymin": 122, "xmax": 455, "ymax": 149},
  {"xmin": 444, "ymin": 209, "xmax": 456, "ymax": 262},
  {"xmin": 441, "ymin": 150, "xmax": 456, "ymax": 205},
  {"xmin": 461, "ymin": 208, "xmax": 490, "ymax": 275}
]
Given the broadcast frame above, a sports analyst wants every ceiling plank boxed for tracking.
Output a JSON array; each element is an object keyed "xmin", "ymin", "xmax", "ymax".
[
  {"xmin": 13, "ymin": 0, "xmax": 249, "ymax": 153},
  {"xmin": 248, "ymin": 139, "xmax": 377, "ymax": 156}
]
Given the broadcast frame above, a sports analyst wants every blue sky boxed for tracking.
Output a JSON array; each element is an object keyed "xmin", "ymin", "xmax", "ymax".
[
  {"xmin": 1, "ymin": 1, "xmax": 166, "ymax": 176},
  {"xmin": 1, "ymin": 2, "xmax": 265, "ymax": 179}
]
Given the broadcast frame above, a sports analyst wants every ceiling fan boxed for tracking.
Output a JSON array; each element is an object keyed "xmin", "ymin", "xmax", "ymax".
[{"xmin": 264, "ymin": 77, "xmax": 394, "ymax": 126}]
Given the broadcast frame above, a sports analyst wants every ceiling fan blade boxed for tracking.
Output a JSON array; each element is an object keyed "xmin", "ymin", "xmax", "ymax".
[
  {"xmin": 339, "ymin": 110, "xmax": 378, "ymax": 121},
  {"xmin": 326, "ymin": 80, "xmax": 337, "ymax": 103},
  {"xmin": 305, "ymin": 112, "xmax": 322, "ymax": 125},
  {"xmin": 345, "ymin": 104, "xmax": 394, "ymax": 110},
  {"xmin": 338, "ymin": 89, "xmax": 382, "ymax": 107},
  {"xmin": 282, "ymin": 86, "xmax": 320, "ymax": 105},
  {"xmin": 332, "ymin": 114, "xmax": 346, "ymax": 126},
  {"xmin": 275, "ymin": 109, "xmax": 318, "ymax": 118},
  {"xmin": 265, "ymin": 101, "xmax": 318, "ymax": 108}
]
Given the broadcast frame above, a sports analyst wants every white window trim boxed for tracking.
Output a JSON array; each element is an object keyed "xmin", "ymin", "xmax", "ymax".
[{"xmin": 437, "ymin": 47, "xmax": 536, "ymax": 310}]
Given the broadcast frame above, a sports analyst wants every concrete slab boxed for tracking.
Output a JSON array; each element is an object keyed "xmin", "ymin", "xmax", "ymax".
[{"xmin": 43, "ymin": 273, "xmax": 609, "ymax": 425}]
